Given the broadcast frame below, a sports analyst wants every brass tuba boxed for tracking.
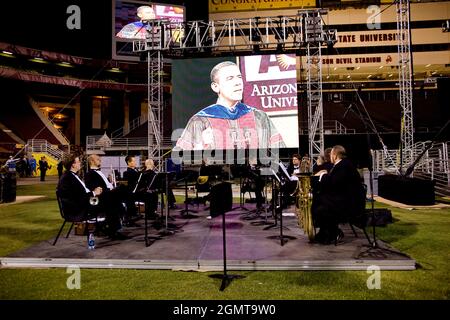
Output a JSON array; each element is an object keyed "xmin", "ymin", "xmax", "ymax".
[{"xmin": 295, "ymin": 175, "xmax": 315, "ymax": 241}]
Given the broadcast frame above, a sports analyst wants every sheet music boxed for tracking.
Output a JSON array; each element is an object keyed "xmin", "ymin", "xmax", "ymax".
[
  {"xmin": 278, "ymin": 161, "xmax": 297, "ymax": 181},
  {"xmin": 271, "ymin": 168, "xmax": 281, "ymax": 183}
]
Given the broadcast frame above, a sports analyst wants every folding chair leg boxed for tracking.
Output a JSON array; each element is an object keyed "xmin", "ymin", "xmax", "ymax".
[
  {"xmin": 65, "ymin": 222, "xmax": 75, "ymax": 238},
  {"xmin": 53, "ymin": 221, "xmax": 67, "ymax": 246}
]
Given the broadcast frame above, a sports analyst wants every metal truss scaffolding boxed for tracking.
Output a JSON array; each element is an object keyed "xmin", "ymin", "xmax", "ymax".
[
  {"xmin": 302, "ymin": 10, "xmax": 325, "ymax": 164},
  {"xmin": 133, "ymin": 11, "xmax": 336, "ymax": 163},
  {"xmin": 397, "ymin": 0, "xmax": 414, "ymax": 171},
  {"xmin": 147, "ymin": 49, "xmax": 163, "ymax": 165}
]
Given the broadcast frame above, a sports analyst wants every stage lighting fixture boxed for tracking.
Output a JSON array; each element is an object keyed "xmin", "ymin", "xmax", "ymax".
[
  {"xmin": 324, "ymin": 29, "xmax": 337, "ymax": 50},
  {"xmin": 276, "ymin": 43, "xmax": 284, "ymax": 52},
  {"xmin": 442, "ymin": 20, "xmax": 449, "ymax": 32}
]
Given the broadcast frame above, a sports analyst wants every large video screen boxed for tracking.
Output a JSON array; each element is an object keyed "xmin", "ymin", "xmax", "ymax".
[
  {"xmin": 113, "ymin": 0, "xmax": 184, "ymax": 60},
  {"xmin": 172, "ymin": 54, "xmax": 299, "ymax": 151}
]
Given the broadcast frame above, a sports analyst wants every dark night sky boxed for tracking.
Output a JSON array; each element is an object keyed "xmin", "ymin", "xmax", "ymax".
[{"xmin": 0, "ymin": 0, "xmax": 208, "ymax": 59}]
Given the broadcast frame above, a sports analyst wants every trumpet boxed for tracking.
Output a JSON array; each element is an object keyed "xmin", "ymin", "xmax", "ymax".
[{"xmin": 89, "ymin": 187, "xmax": 102, "ymax": 206}]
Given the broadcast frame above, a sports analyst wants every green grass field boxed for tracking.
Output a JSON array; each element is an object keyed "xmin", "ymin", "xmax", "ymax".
[{"xmin": 0, "ymin": 182, "xmax": 449, "ymax": 300}]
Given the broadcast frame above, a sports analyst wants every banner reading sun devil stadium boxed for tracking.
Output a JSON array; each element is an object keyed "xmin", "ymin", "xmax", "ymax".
[{"xmin": 209, "ymin": 0, "xmax": 315, "ymax": 13}]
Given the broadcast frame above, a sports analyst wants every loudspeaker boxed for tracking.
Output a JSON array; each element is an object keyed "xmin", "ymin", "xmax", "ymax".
[
  {"xmin": 210, "ymin": 182, "xmax": 232, "ymax": 218},
  {"xmin": 378, "ymin": 175, "xmax": 435, "ymax": 205}
]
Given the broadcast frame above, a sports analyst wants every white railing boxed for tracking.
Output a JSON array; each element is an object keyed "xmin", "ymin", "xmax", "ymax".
[
  {"xmin": 373, "ymin": 141, "xmax": 450, "ymax": 196},
  {"xmin": 86, "ymin": 135, "xmax": 173, "ymax": 152},
  {"xmin": 111, "ymin": 114, "xmax": 148, "ymax": 138},
  {"xmin": 27, "ymin": 96, "xmax": 70, "ymax": 146},
  {"xmin": 299, "ymin": 120, "xmax": 356, "ymax": 135},
  {"xmin": 27, "ymin": 139, "xmax": 65, "ymax": 160}
]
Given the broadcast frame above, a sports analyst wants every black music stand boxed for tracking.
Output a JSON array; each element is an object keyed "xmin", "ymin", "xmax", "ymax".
[
  {"xmin": 134, "ymin": 172, "xmax": 163, "ymax": 247},
  {"xmin": 230, "ymin": 164, "xmax": 250, "ymax": 212},
  {"xmin": 249, "ymin": 175, "xmax": 273, "ymax": 226},
  {"xmin": 179, "ymin": 170, "xmax": 198, "ymax": 219},
  {"xmin": 208, "ymin": 182, "xmax": 245, "ymax": 291},
  {"xmin": 265, "ymin": 166, "xmax": 296, "ymax": 246},
  {"xmin": 157, "ymin": 172, "xmax": 182, "ymax": 236}
]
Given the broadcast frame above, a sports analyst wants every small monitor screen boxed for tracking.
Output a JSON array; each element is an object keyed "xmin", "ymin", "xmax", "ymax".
[{"xmin": 113, "ymin": 0, "xmax": 184, "ymax": 60}]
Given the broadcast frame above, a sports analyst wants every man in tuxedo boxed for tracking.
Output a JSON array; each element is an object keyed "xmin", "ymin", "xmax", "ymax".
[
  {"xmin": 134, "ymin": 159, "xmax": 159, "ymax": 219},
  {"xmin": 84, "ymin": 154, "xmax": 129, "ymax": 226},
  {"xmin": 57, "ymin": 154, "xmax": 127, "ymax": 240},
  {"xmin": 287, "ymin": 153, "xmax": 301, "ymax": 176},
  {"xmin": 313, "ymin": 145, "xmax": 365, "ymax": 244},
  {"xmin": 123, "ymin": 155, "xmax": 140, "ymax": 217}
]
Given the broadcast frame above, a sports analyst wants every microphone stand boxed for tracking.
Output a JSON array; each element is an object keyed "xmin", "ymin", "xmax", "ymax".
[
  {"xmin": 348, "ymin": 98, "xmax": 410, "ymax": 258},
  {"xmin": 350, "ymin": 104, "xmax": 377, "ymax": 247}
]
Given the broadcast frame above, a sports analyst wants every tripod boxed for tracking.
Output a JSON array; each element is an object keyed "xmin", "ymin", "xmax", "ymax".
[{"xmin": 347, "ymin": 97, "xmax": 405, "ymax": 256}]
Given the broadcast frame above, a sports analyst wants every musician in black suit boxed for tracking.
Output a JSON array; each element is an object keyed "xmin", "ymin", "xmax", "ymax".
[
  {"xmin": 287, "ymin": 154, "xmax": 301, "ymax": 176},
  {"xmin": 84, "ymin": 154, "xmax": 129, "ymax": 225},
  {"xmin": 57, "ymin": 154, "xmax": 126, "ymax": 239},
  {"xmin": 282, "ymin": 153, "xmax": 302, "ymax": 207},
  {"xmin": 313, "ymin": 145, "xmax": 365, "ymax": 244},
  {"xmin": 313, "ymin": 148, "xmax": 333, "ymax": 174},
  {"xmin": 133, "ymin": 158, "xmax": 160, "ymax": 219},
  {"xmin": 122, "ymin": 155, "xmax": 140, "ymax": 217}
]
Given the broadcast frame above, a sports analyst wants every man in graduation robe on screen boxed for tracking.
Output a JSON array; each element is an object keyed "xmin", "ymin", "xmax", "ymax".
[
  {"xmin": 175, "ymin": 61, "xmax": 285, "ymax": 151},
  {"xmin": 116, "ymin": 5, "xmax": 156, "ymax": 39}
]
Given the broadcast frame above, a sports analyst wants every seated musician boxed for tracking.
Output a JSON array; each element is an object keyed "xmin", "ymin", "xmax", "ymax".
[
  {"xmin": 283, "ymin": 153, "xmax": 303, "ymax": 207},
  {"xmin": 84, "ymin": 154, "xmax": 130, "ymax": 226},
  {"xmin": 312, "ymin": 145, "xmax": 365, "ymax": 244},
  {"xmin": 134, "ymin": 159, "xmax": 160, "ymax": 219},
  {"xmin": 122, "ymin": 155, "xmax": 140, "ymax": 218},
  {"xmin": 313, "ymin": 148, "xmax": 333, "ymax": 174},
  {"xmin": 58, "ymin": 154, "xmax": 128, "ymax": 240},
  {"xmin": 287, "ymin": 153, "xmax": 301, "ymax": 176}
]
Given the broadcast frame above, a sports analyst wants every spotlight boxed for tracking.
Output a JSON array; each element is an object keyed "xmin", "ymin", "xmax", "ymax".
[
  {"xmin": 324, "ymin": 29, "xmax": 337, "ymax": 50},
  {"xmin": 442, "ymin": 20, "xmax": 449, "ymax": 32},
  {"xmin": 276, "ymin": 43, "xmax": 284, "ymax": 52}
]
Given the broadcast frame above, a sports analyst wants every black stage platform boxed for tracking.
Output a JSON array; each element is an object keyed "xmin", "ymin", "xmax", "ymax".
[{"xmin": 1, "ymin": 204, "xmax": 415, "ymax": 271}]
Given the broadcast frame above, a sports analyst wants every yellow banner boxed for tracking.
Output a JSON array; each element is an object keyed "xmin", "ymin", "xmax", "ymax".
[{"xmin": 209, "ymin": 0, "xmax": 316, "ymax": 13}]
